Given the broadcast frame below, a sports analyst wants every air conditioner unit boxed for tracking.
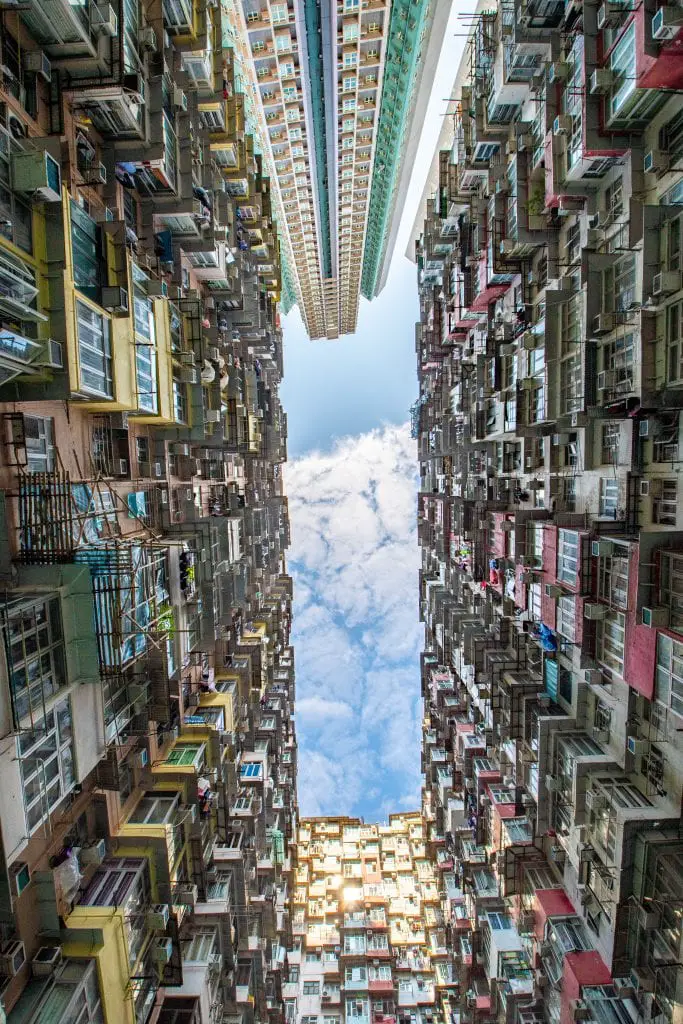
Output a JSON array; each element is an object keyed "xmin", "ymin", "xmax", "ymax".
[
  {"xmin": 587, "ymin": 228, "xmax": 602, "ymax": 248},
  {"xmin": 101, "ymin": 286, "xmax": 129, "ymax": 314},
  {"xmin": 553, "ymin": 114, "xmax": 573, "ymax": 136},
  {"xmin": 597, "ymin": 3, "xmax": 611, "ymax": 27},
  {"xmin": 545, "ymin": 584, "xmax": 562, "ymax": 599},
  {"xmin": 0, "ymin": 941, "xmax": 26, "ymax": 977},
  {"xmin": 153, "ymin": 936, "xmax": 173, "ymax": 964},
  {"xmin": 173, "ymin": 86, "xmax": 188, "ymax": 111},
  {"xmin": 597, "ymin": 370, "xmax": 615, "ymax": 391},
  {"xmin": 11, "ymin": 150, "xmax": 62, "ymax": 203},
  {"xmin": 31, "ymin": 945, "xmax": 62, "ymax": 976},
  {"xmin": 147, "ymin": 279, "xmax": 168, "ymax": 298},
  {"xmin": 80, "ymin": 838, "xmax": 107, "ymax": 866},
  {"xmin": 500, "ymin": 239, "xmax": 517, "ymax": 256},
  {"xmin": 644, "ymin": 149, "xmax": 669, "ymax": 174},
  {"xmin": 584, "ymin": 790, "xmax": 605, "ymax": 812},
  {"xmin": 522, "ymin": 331, "xmax": 541, "ymax": 350},
  {"xmin": 87, "ymin": 162, "xmax": 107, "ymax": 185},
  {"xmin": 35, "ymin": 338, "xmax": 64, "ymax": 370},
  {"xmin": 92, "ymin": 1, "xmax": 118, "ymax": 36},
  {"xmin": 593, "ymin": 313, "xmax": 615, "ymax": 336},
  {"xmin": 627, "ymin": 736, "xmax": 645, "ymax": 758},
  {"xmin": 637, "ymin": 905, "xmax": 661, "ymax": 929},
  {"xmin": 652, "ymin": 5, "xmax": 683, "ymax": 40},
  {"xmin": 520, "ymin": 377, "xmax": 538, "ymax": 391},
  {"xmin": 176, "ymin": 884, "xmax": 197, "ymax": 909},
  {"xmin": 591, "ymin": 540, "xmax": 614, "ymax": 557},
  {"xmin": 8, "ymin": 861, "xmax": 31, "ymax": 899},
  {"xmin": 22, "ymin": 50, "xmax": 51, "ymax": 82},
  {"xmin": 590, "ymin": 68, "xmax": 612, "ymax": 94},
  {"xmin": 545, "ymin": 774, "xmax": 560, "ymax": 792},
  {"xmin": 205, "ymin": 409, "xmax": 222, "ymax": 422},
  {"xmin": 653, "ymin": 271, "xmax": 681, "ymax": 296},
  {"xmin": 549, "ymin": 61, "xmax": 569, "ymax": 82},
  {"xmin": 592, "ymin": 726, "xmax": 610, "ymax": 743},
  {"xmin": 584, "ymin": 602, "xmax": 607, "ymax": 620},
  {"xmin": 640, "ymin": 478, "xmax": 662, "ymax": 497},
  {"xmin": 154, "ymin": 461, "xmax": 164, "ymax": 477},
  {"xmin": 641, "ymin": 606, "xmax": 669, "ymax": 628},
  {"xmin": 181, "ymin": 367, "xmax": 197, "ymax": 384},
  {"xmin": 148, "ymin": 904, "xmax": 170, "ymax": 930},
  {"xmin": 139, "ymin": 25, "xmax": 157, "ymax": 51},
  {"xmin": 553, "ymin": 433, "xmax": 570, "ymax": 445}
]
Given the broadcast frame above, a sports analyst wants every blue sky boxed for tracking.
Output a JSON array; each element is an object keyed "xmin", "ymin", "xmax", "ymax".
[{"xmin": 280, "ymin": 8, "xmax": 464, "ymax": 820}]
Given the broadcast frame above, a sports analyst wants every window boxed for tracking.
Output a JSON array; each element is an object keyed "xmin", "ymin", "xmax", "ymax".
[
  {"xmin": 344, "ymin": 51, "xmax": 357, "ymax": 66},
  {"xmin": 556, "ymin": 595, "xmax": 577, "ymax": 641},
  {"xmin": 18, "ymin": 697, "xmax": 75, "ymax": 834},
  {"xmin": 603, "ymin": 254, "xmax": 636, "ymax": 313},
  {"xmin": 659, "ymin": 551, "xmax": 683, "ymax": 629},
  {"xmin": 667, "ymin": 300, "xmax": 683, "ymax": 383},
  {"xmin": 345, "ymin": 966, "xmax": 367, "ymax": 983},
  {"xmin": 595, "ymin": 610, "xmax": 625, "ymax": 677},
  {"xmin": 3, "ymin": 596, "xmax": 67, "ymax": 728},
  {"xmin": 608, "ymin": 23, "xmax": 636, "ymax": 119},
  {"xmin": 601, "ymin": 423, "xmax": 619, "ymax": 465},
  {"xmin": 596, "ymin": 542, "xmax": 629, "ymax": 609},
  {"xmin": 655, "ymin": 633, "xmax": 683, "ymax": 716},
  {"xmin": 77, "ymin": 300, "xmax": 112, "ymax": 397},
  {"xmin": 23, "ymin": 415, "xmax": 55, "ymax": 473},
  {"xmin": 654, "ymin": 479, "xmax": 678, "ymax": 526},
  {"xmin": 557, "ymin": 530, "xmax": 580, "ymax": 586},
  {"xmin": 133, "ymin": 276, "xmax": 158, "ymax": 412},
  {"xmin": 599, "ymin": 477, "xmax": 619, "ymax": 518},
  {"xmin": 604, "ymin": 177, "xmax": 624, "ymax": 220},
  {"xmin": 0, "ymin": 129, "xmax": 32, "ymax": 253},
  {"xmin": 303, "ymin": 982, "xmax": 320, "ymax": 995},
  {"xmin": 343, "ymin": 75, "xmax": 357, "ymax": 92},
  {"xmin": 305, "ymin": 951, "xmax": 321, "ymax": 962},
  {"xmin": 271, "ymin": 2, "xmax": 288, "ymax": 21},
  {"xmin": 71, "ymin": 202, "xmax": 105, "ymax": 300},
  {"xmin": 240, "ymin": 760, "xmax": 262, "ymax": 778},
  {"xmin": 166, "ymin": 742, "xmax": 203, "ymax": 767},
  {"xmin": 343, "ymin": 98, "xmax": 357, "ymax": 111}
]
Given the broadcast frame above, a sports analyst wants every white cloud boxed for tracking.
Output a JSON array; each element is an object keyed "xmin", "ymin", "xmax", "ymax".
[{"xmin": 285, "ymin": 423, "xmax": 422, "ymax": 820}]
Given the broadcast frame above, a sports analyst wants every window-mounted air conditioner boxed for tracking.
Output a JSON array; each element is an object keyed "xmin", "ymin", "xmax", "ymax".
[
  {"xmin": 653, "ymin": 271, "xmax": 681, "ymax": 296},
  {"xmin": 641, "ymin": 606, "xmax": 669, "ymax": 628},
  {"xmin": 652, "ymin": 5, "xmax": 683, "ymax": 41},
  {"xmin": 644, "ymin": 149, "xmax": 669, "ymax": 174},
  {"xmin": 11, "ymin": 150, "xmax": 62, "ymax": 203},
  {"xmin": 593, "ymin": 312, "xmax": 615, "ymax": 336},
  {"xmin": 591, "ymin": 540, "xmax": 614, "ymax": 557},
  {"xmin": 101, "ymin": 285, "xmax": 129, "ymax": 314},
  {"xmin": 589, "ymin": 68, "xmax": 612, "ymax": 95},
  {"xmin": 553, "ymin": 114, "xmax": 573, "ymax": 136},
  {"xmin": 153, "ymin": 936, "xmax": 173, "ymax": 964},
  {"xmin": 22, "ymin": 50, "xmax": 51, "ymax": 82},
  {"xmin": 584, "ymin": 602, "xmax": 607, "ymax": 620}
]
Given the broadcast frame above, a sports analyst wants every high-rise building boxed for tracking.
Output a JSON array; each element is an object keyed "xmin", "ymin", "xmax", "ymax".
[
  {"xmin": 285, "ymin": 816, "xmax": 448, "ymax": 1024},
  {"xmin": 412, "ymin": 7, "xmax": 683, "ymax": 1024},
  {"xmin": 234, "ymin": 0, "xmax": 449, "ymax": 338},
  {"xmin": 0, "ymin": 3, "xmax": 297, "ymax": 1023}
]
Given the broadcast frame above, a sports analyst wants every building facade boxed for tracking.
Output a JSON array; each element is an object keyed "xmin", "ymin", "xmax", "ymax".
[
  {"xmin": 234, "ymin": 0, "xmax": 446, "ymax": 338},
  {"xmin": 412, "ymin": 5, "xmax": 683, "ymax": 1024},
  {"xmin": 0, "ymin": 3, "xmax": 297, "ymax": 1024},
  {"xmin": 285, "ymin": 815, "xmax": 448, "ymax": 1024}
]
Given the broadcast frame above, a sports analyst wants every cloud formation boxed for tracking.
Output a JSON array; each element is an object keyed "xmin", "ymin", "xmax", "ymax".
[{"xmin": 285, "ymin": 423, "xmax": 422, "ymax": 820}]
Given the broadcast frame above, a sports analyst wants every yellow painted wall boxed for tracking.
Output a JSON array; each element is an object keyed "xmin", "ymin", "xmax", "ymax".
[{"xmin": 62, "ymin": 911, "xmax": 135, "ymax": 1024}]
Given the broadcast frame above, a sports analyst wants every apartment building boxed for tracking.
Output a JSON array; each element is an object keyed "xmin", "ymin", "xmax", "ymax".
[
  {"xmin": 234, "ymin": 0, "xmax": 446, "ymax": 338},
  {"xmin": 0, "ymin": 3, "xmax": 297, "ymax": 1024},
  {"xmin": 412, "ymin": 5, "xmax": 683, "ymax": 1024},
  {"xmin": 285, "ymin": 815, "xmax": 450, "ymax": 1024}
]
